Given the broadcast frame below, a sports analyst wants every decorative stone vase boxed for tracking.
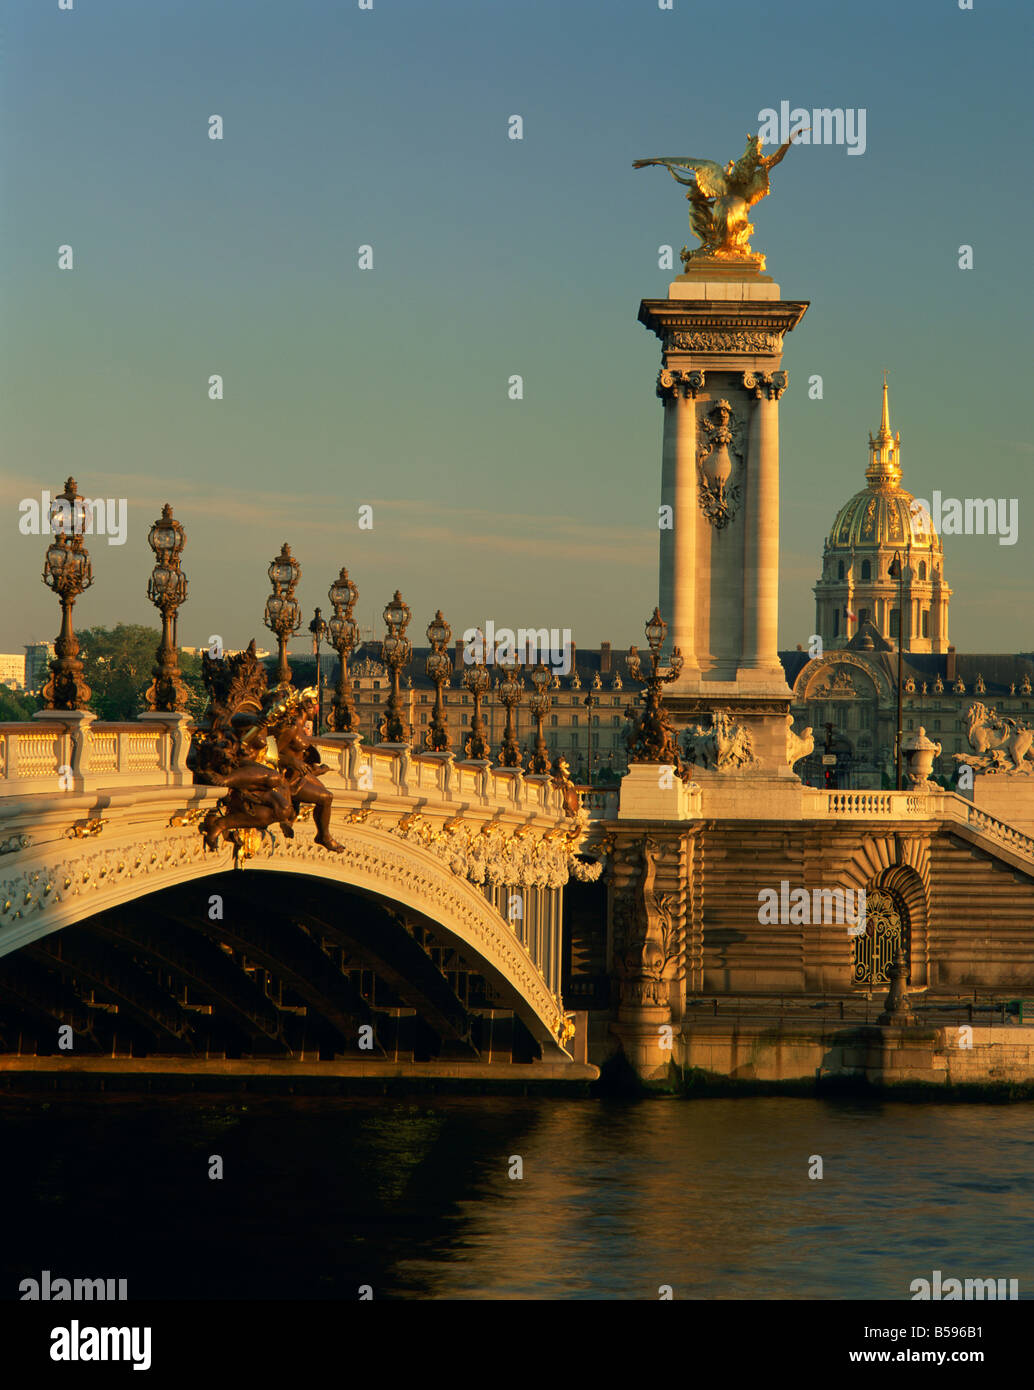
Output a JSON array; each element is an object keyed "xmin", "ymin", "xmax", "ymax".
[{"xmin": 901, "ymin": 726, "xmax": 941, "ymax": 789}]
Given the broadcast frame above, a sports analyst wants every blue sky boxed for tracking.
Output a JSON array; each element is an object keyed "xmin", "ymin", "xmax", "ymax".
[{"xmin": 2, "ymin": 0, "xmax": 1031, "ymax": 656}]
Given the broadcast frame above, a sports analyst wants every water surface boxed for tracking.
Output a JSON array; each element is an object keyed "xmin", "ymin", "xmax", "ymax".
[{"xmin": 2, "ymin": 1096, "xmax": 1030, "ymax": 1299}]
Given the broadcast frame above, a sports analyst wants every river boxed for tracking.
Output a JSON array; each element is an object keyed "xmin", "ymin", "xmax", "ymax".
[{"xmin": 1, "ymin": 1095, "xmax": 1030, "ymax": 1300}]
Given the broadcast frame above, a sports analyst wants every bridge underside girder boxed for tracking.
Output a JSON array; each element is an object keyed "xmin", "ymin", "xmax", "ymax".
[
  {"xmin": 0, "ymin": 872, "xmax": 544, "ymax": 1067},
  {"xmin": 226, "ymin": 877, "xmax": 479, "ymax": 1059}
]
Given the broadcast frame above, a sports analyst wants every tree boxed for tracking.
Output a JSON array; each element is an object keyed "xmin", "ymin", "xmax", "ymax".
[
  {"xmin": 0, "ymin": 684, "xmax": 38, "ymax": 721},
  {"xmin": 78, "ymin": 625, "xmax": 206, "ymax": 721}
]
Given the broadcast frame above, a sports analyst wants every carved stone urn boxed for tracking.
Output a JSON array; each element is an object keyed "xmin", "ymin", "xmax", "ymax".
[{"xmin": 901, "ymin": 726, "xmax": 941, "ymax": 789}]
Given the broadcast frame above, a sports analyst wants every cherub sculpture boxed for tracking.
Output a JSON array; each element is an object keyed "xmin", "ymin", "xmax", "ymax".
[{"xmin": 189, "ymin": 643, "xmax": 344, "ymax": 857}]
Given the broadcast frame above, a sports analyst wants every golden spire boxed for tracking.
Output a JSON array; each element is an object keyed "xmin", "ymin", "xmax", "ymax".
[
  {"xmin": 877, "ymin": 369, "xmax": 891, "ymax": 441},
  {"xmin": 866, "ymin": 372, "xmax": 901, "ymax": 487}
]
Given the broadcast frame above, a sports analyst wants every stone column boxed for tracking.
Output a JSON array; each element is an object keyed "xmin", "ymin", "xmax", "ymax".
[
  {"xmin": 740, "ymin": 371, "xmax": 786, "ymax": 675},
  {"xmin": 658, "ymin": 369, "xmax": 702, "ymax": 676}
]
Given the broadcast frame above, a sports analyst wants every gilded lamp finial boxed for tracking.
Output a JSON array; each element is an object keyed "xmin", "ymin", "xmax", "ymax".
[{"xmin": 633, "ymin": 123, "xmax": 807, "ymax": 272}]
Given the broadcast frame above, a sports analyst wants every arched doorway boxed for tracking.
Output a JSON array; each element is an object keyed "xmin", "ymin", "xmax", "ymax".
[{"xmin": 852, "ymin": 884, "xmax": 910, "ymax": 988}]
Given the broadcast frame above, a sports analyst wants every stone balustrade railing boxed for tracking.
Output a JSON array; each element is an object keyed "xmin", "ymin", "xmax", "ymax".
[
  {"xmin": 312, "ymin": 736, "xmax": 568, "ymax": 814},
  {"xmin": 820, "ymin": 789, "xmax": 1034, "ymax": 863},
  {"xmin": 0, "ymin": 721, "xmax": 570, "ymax": 819},
  {"xmin": 0, "ymin": 717, "xmax": 191, "ymax": 797},
  {"xmin": 5, "ymin": 720, "xmax": 1030, "ymax": 863},
  {"xmin": 575, "ymin": 787, "xmax": 621, "ymax": 819},
  {"xmin": 942, "ymin": 796, "xmax": 1034, "ymax": 862},
  {"xmin": 820, "ymin": 790, "xmax": 934, "ymax": 817}
]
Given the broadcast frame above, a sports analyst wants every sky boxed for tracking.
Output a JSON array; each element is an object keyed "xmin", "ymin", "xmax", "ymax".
[{"xmin": 2, "ymin": 0, "xmax": 1032, "ymax": 658}]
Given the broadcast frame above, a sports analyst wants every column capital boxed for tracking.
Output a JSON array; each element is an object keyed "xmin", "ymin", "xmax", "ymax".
[
  {"xmin": 742, "ymin": 369, "xmax": 788, "ymax": 401},
  {"xmin": 657, "ymin": 368, "xmax": 705, "ymax": 403}
]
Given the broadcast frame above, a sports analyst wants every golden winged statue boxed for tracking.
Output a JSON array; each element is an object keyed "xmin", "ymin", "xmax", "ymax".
[{"xmin": 634, "ymin": 128, "xmax": 805, "ymax": 270}]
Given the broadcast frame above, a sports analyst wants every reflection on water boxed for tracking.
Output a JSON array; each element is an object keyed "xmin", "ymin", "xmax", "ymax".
[{"xmin": 1, "ymin": 1096, "xmax": 1031, "ymax": 1299}]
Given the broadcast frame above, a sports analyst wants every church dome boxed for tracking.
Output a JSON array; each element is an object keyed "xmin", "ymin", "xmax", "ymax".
[
  {"xmin": 829, "ymin": 483, "xmax": 940, "ymax": 552},
  {"xmin": 825, "ymin": 378, "xmax": 942, "ymax": 556},
  {"xmin": 814, "ymin": 377, "xmax": 951, "ymax": 654}
]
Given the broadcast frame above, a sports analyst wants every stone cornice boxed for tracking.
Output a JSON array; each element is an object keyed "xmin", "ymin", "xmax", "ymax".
[{"xmin": 638, "ymin": 298, "xmax": 809, "ymax": 354}]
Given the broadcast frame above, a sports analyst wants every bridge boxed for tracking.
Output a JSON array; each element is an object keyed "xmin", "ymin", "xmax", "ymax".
[
  {"xmin": 6, "ymin": 712, "xmax": 1034, "ymax": 1088},
  {"xmin": 0, "ymin": 715, "xmax": 603, "ymax": 1082}
]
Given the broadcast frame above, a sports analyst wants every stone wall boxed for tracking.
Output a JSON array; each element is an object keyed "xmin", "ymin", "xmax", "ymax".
[{"xmin": 671, "ymin": 1022, "xmax": 1034, "ymax": 1086}]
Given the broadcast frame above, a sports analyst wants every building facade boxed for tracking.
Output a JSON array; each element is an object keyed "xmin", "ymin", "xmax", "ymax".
[{"xmin": 0, "ymin": 654, "xmax": 26, "ymax": 689}]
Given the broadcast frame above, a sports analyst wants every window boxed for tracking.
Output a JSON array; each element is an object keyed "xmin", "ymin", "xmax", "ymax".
[
  {"xmin": 859, "ymin": 608, "xmax": 870, "ymax": 625},
  {"xmin": 612, "ymin": 715, "xmax": 621, "ymax": 727},
  {"xmin": 889, "ymin": 609, "xmax": 900, "ymax": 638},
  {"xmin": 861, "ymin": 559, "xmax": 871, "ymax": 581},
  {"xmin": 420, "ymin": 695, "xmax": 428, "ymax": 703},
  {"xmin": 550, "ymin": 714, "xmax": 558, "ymax": 727},
  {"xmin": 922, "ymin": 610, "xmax": 929, "ymax": 638},
  {"xmin": 461, "ymin": 714, "xmax": 469, "ymax": 726},
  {"xmin": 906, "ymin": 718, "xmax": 914, "ymax": 730},
  {"xmin": 572, "ymin": 715, "xmax": 579, "ymax": 727},
  {"xmin": 838, "ymin": 561, "xmax": 845, "ymax": 580},
  {"xmin": 592, "ymin": 715, "xmax": 600, "ymax": 727},
  {"xmin": 420, "ymin": 713, "xmax": 427, "ymax": 724},
  {"xmin": 373, "ymin": 681, "xmax": 381, "ymax": 690},
  {"xmin": 919, "ymin": 561, "xmax": 927, "ymax": 580}
]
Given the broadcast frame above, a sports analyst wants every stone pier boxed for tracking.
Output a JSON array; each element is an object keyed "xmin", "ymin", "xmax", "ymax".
[{"xmin": 640, "ymin": 262, "xmax": 808, "ymax": 774}]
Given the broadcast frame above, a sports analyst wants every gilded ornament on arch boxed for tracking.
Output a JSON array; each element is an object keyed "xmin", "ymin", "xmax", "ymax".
[{"xmin": 64, "ymin": 818, "xmax": 105, "ymax": 839}]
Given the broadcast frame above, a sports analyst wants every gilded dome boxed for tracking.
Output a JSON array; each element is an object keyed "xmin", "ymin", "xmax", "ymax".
[
  {"xmin": 825, "ymin": 378, "xmax": 942, "ymax": 556},
  {"xmin": 829, "ymin": 486, "xmax": 939, "ymax": 551}
]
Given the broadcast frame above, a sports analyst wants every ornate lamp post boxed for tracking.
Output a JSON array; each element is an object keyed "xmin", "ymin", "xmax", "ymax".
[
  {"xmin": 263, "ymin": 542, "xmax": 302, "ymax": 690},
  {"xmin": 528, "ymin": 661, "xmax": 552, "ymax": 774},
  {"xmin": 425, "ymin": 610, "xmax": 453, "ymax": 751},
  {"xmin": 626, "ymin": 606, "xmax": 684, "ymax": 764},
  {"xmin": 496, "ymin": 660, "xmax": 524, "ymax": 767},
  {"xmin": 308, "ymin": 607, "xmax": 328, "ymax": 733},
  {"xmin": 583, "ymin": 688, "xmax": 600, "ymax": 784},
  {"xmin": 327, "ymin": 566, "xmax": 360, "ymax": 733},
  {"xmin": 889, "ymin": 550, "xmax": 905, "ymax": 791},
  {"xmin": 379, "ymin": 590, "xmax": 412, "ymax": 743},
  {"xmin": 41, "ymin": 478, "xmax": 93, "ymax": 710},
  {"xmin": 144, "ymin": 503, "xmax": 189, "ymax": 712},
  {"xmin": 462, "ymin": 654, "xmax": 492, "ymax": 760}
]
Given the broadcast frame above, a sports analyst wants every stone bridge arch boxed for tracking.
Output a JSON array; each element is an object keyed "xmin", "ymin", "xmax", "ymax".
[{"xmin": 0, "ymin": 818, "xmax": 570, "ymax": 1059}]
